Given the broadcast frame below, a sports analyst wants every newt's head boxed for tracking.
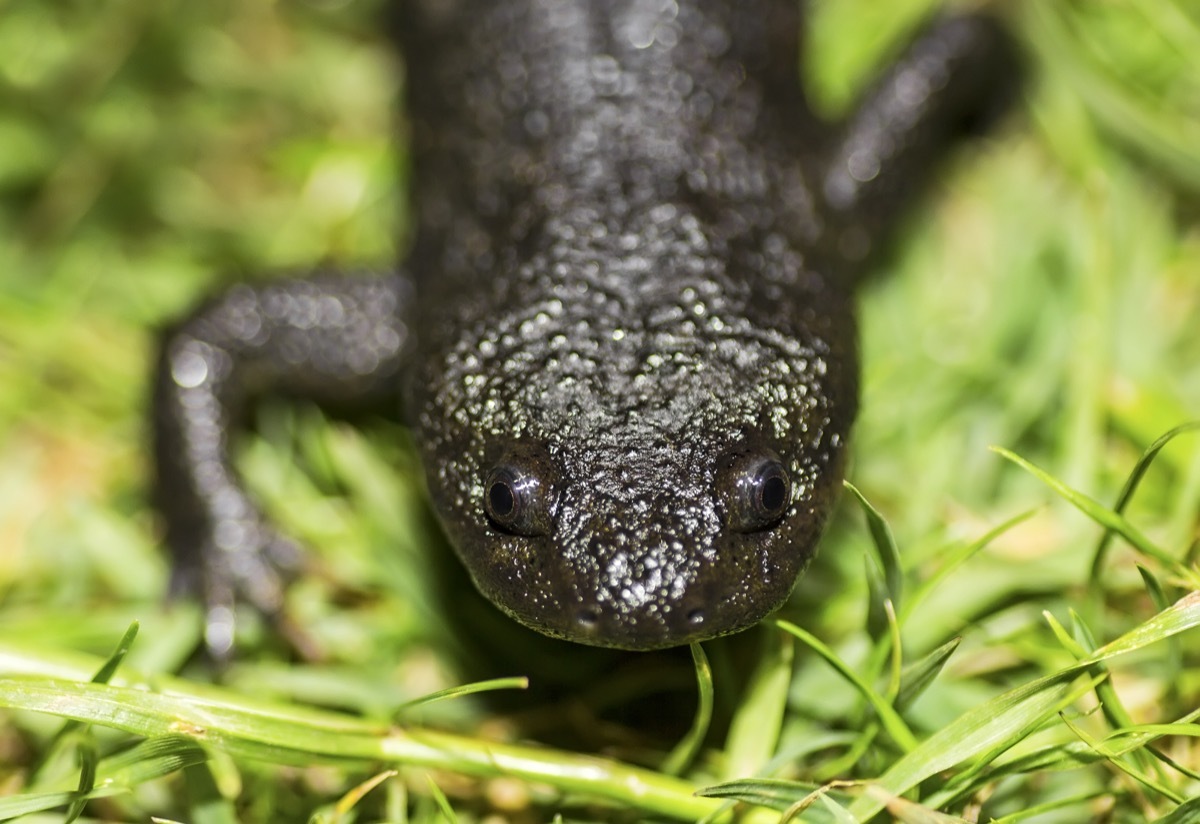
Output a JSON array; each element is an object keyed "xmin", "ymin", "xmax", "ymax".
[{"xmin": 415, "ymin": 260, "xmax": 856, "ymax": 649}]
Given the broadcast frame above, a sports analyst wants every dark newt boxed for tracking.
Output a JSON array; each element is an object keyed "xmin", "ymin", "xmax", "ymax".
[{"xmin": 154, "ymin": 0, "xmax": 1020, "ymax": 656}]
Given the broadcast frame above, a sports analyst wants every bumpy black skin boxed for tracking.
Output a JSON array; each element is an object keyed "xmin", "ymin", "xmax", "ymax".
[{"xmin": 155, "ymin": 0, "xmax": 1019, "ymax": 655}]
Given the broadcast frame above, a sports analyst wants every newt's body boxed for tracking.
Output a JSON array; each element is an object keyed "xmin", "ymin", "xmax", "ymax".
[{"xmin": 154, "ymin": 1, "xmax": 1019, "ymax": 654}]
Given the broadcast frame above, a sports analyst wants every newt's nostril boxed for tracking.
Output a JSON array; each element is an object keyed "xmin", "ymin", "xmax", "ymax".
[{"xmin": 577, "ymin": 607, "xmax": 600, "ymax": 628}]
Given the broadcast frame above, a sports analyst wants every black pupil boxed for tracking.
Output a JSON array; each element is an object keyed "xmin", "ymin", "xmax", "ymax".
[
  {"xmin": 489, "ymin": 480, "xmax": 516, "ymax": 518},
  {"xmin": 759, "ymin": 472, "xmax": 787, "ymax": 512}
]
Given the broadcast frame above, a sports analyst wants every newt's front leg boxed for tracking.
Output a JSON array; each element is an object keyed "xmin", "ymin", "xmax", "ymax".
[
  {"xmin": 821, "ymin": 13, "xmax": 1022, "ymax": 271},
  {"xmin": 153, "ymin": 273, "xmax": 413, "ymax": 657}
]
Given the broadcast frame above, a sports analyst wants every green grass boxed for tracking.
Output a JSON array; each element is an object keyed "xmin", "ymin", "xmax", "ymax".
[{"xmin": 2, "ymin": 0, "xmax": 1200, "ymax": 821}]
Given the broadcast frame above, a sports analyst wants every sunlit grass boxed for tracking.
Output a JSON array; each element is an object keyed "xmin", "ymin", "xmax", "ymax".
[{"xmin": 1, "ymin": 0, "xmax": 1199, "ymax": 820}]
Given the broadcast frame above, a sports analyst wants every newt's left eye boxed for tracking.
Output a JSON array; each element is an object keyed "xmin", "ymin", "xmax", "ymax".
[
  {"xmin": 482, "ymin": 443, "xmax": 558, "ymax": 536},
  {"xmin": 716, "ymin": 447, "xmax": 792, "ymax": 533}
]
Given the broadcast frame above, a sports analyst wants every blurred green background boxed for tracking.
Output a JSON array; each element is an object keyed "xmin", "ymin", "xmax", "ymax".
[
  {"xmin": 0, "ymin": 0, "xmax": 403, "ymax": 621},
  {"xmin": 1, "ymin": 0, "xmax": 1200, "ymax": 817}
]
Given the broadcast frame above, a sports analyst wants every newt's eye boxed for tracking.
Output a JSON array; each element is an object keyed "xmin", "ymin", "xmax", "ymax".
[
  {"xmin": 716, "ymin": 447, "xmax": 792, "ymax": 533},
  {"xmin": 482, "ymin": 444, "xmax": 557, "ymax": 536}
]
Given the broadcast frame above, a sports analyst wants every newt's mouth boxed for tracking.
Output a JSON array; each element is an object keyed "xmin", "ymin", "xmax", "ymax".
[
  {"xmin": 475, "ymin": 525, "xmax": 808, "ymax": 651},
  {"xmin": 499, "ymin": 575, "xmax": 782, "ymax": 651}
]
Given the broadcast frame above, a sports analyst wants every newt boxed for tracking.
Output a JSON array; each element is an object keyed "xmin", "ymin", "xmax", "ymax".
[{"xmin": 154, "ymin": 0, "xmax": 1019, "ymax": 655}]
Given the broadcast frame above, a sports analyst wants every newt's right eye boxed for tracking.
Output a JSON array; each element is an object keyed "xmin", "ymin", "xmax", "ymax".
[
  {"xmin": 715, "ymin": 446, "xmax": 793, "ymax": 533},
  {"xmin": 482, "ymin": 443, "xmax": 558, "ymax": 536}
]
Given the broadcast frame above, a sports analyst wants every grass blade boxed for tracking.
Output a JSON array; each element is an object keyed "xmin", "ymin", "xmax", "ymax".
[
  {"xmin": 774, "ymin": 620, "xmax": 918, "ymax": 753},
  {"xmin": 661, "ymin": 643, "xmax": 714, "ymax": 776},
  {"xmin": 721, "ymin": 632, "xmax": 792, "ymax": 779},
  {"xmin": 991, "ymin": 447, "xmax": 1196, "ymax": 584},
  {"xmin": 1090, "ymin": 422, "xmax": 1200, "ymax": 583},
  {"xmin": 696, "ymin": 777, "xmax": 818, "ymax": 812},
  {"xmin": 895, "ymin": 637, "xmax": 960, "ymax": 712},
  {"xmin": 393, "ymin": 677, "xmax": 528, "ymax": 716},
  {"xmin": 845, "ymin": 481, "xmax": 903, "ymax": 616}
]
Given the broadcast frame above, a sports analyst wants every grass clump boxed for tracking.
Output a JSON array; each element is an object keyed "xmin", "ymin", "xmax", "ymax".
[{"xmin": 2, "ymin": 0, "xmax": 1200, "ymax": 820}]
